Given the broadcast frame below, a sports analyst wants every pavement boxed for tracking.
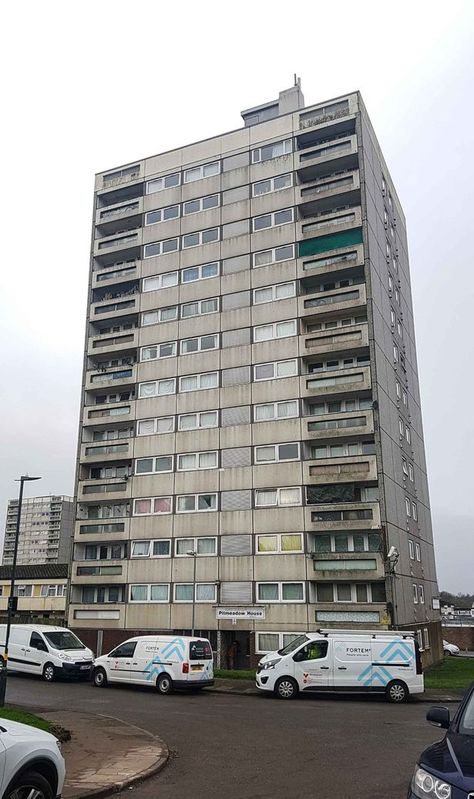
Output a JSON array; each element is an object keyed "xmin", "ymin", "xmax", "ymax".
[{"xmin": 41, "ymin": 710, "xmax": 169, "ymax": 799}]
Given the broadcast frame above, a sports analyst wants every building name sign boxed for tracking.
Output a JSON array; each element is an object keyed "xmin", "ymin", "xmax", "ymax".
[{"xmin": 216, "ymin": 607, "xmax": 266, "ymax": 620}]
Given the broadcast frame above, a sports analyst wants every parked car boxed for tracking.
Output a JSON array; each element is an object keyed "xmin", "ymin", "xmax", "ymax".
[
  {"xmin": 0, "ymin": 719, "xmax": 65, "ymax": 799},
  {"xmin": 256, "ymin": 629, "xmax": 424, "ymax": 702},
  {"xmin": 443, "ymin": 640, "xmax": 460, "ymax": 656},
  {"xmin": 0, "ymin": 625, "xmax": 94, "ymax": 681},
  {"xmin": 92, "ymin": 635, "xmax": 214, "ymax": 693},
  {"xmin": 408, "ymin": 681, "xmax": 474, "ymax": 798}
]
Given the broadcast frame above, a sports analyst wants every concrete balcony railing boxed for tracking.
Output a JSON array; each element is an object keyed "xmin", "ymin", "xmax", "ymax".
[
  {"xmin": 299, "ymin": 206, "xmax": 362, "ymax": 240},
  {"xmin": 94, "ymin": 230, "xmax": 141, "ymax": 256},
  {"xmin": 80, "ymin": 441, "xmax": 131, "ymax": 463},
  {"xmin": 305, "ymin": 410, "xmax": 375, "ymax": 440},
  {"xmin": 92, "ymin": 262, "xmax": 139, "ymax": 288},
  {"xmin": 79, "ymin": 478, "xmax": 132, "ymax": 502},
  {"xmin": 87, "ymin": 329, "xmax": 139, "ymax": 357},
  {"xmin": 299, "ymin": 283, "xmax": 367, "ymax": 321},
  {"xmin": 310, "ymin": 601, "xmax": 388, "ymax": 627},
  {"xmin": 301, "ymin": 322, "xmax": 368, "ymax": 356},
  {"xmin": 306, "ymin": 501, "xmax": 381, "ymax": 531},
  {"xmin": 95, "ymin": 197, "xmax": 142, "ymax": 225},
  {"xmin": 303, "ymin": 364, "xmax": 372, "ymax": 399},
  {"xmin": 298, "ymin": 244, "xmax": 364, "ymax": 280},
  {"xmin": 297, "ymin": 135, "xmax": 358, "ymax": 179},
  {"xmin": 74, "ymin": 563, "xmax": 124, "ymax": 580},
  {"xmin": 90, "ymin": 296, "xmax": 138, "ymax": 321},
  {"xmin": 310, "ymin": 551, "xmax": 385, "ymax": 581},
  {"xmin": 304, "ymin": 454, "xmax": 378, "ymax": 484},
  {"xmin": 83, "ymin": 400, "xmax": 136, "ymax": 427},
  {"xmin": 85, "ymin": 365, "xmax": 136, "ymax": 391},
  {"xmin": 101, "ymin": 167, "xmax": 141, "ymax": 189},
  {"xmin": 299, "ymin": 170, "xmax": 360, "ymax": 203},
  {"xmin": 74, "ymin": 519, "xmax": 129, "ymax": 540}
]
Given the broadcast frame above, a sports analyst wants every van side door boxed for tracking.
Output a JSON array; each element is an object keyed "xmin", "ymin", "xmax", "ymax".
[
  {"xmin": 129, "ymin": 639, "xmax": 159, "ymax": 686},
  {"xmin": 333, "ymin": 640, "xmax": 373, "ymax": 690},
  {"xmin": 8, "ymin": 629, "xmax": 33, "ymax": 674},
  {"xmin": 292, "ymin": 640, "xmax": 331, "ymax": 691},
  {"xmin": 107, "ymin": 641, "xmax": 137, "ymax": 683},
  {"xmin": 370, "ymin": 638, "xmax": 415, "ymax": 691}
]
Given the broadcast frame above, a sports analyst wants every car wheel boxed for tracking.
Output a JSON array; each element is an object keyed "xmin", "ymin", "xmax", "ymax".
[
  {"xmin": 93, "ymin": 668, "xmax": 108, "ymax": 687},
  {"xmin": 386, "ymin": 679, "xmax": 408, "ymax": 703},
  {"xmin": 156, "ymin": 673, "xmax": 173, "ymax": 695},
  {"xmin": 444, "ymin": 649, "xmax": 452, "ymax": 656},
  {"xmin": 43, "ymin": 663, "xmax": 55, "ymax": 682},
  {"xmin": 275, "ymin": 677, "xmax": 298, "ymax": 700},
  {"xmin": 6, "ymin": 770, "xmax": 54, "ymax": 799}
]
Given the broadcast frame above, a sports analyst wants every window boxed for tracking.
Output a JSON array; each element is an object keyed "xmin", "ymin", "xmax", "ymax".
[
  {"xmin": 142, "ymin": 306, "xmax": 178, "ymax": 325},
  {"xmin": 257, "ymin": 534, "xmax": 303, "ymax": 554},
  {"xmin": 253, "ymin": 244, "xmax": 295, "ymax": 268},
  {"xmin": 135, "ymin": 456, "xmax": 174, "ymax": 475},
  {"xmin": 133, "ymin": 496, "xmax": 172, "ymax": 516},
  {"xmin": 130, "ymin": 584, "xmax": 170, "ymax": 602},
  {"xmin": 256, "ymin": 632, "xmax": 303, "ymax": 654},
  {"xmin": 174, "ymin": 583, "xmax": 217, "ymax": 602},
  {"xmin": 183, "ymin": 194, "xmax": 219, "ymax": 215},
  {"xmin": 408, "ymin": 539, "xmax": 414, "ymax": 560},
  {"xmin": 141, "ymin": 342, "xmax": 177, "ymax": 361},
  {"xmin": 312, "ymin": 441, "xmax": 375, "ymax": 459},
  {"xmin": 413, "ymin": 584, "xmax": 418, "ymax": 604},
  {"xmin": 257, "ymin": 582, "xmax": 304, "ymax": 602},
  {"xmin": 254, "ymin": 359, "xmax": 298, "ymax": 381},
  {"xmin": 252, "ymin": 208, "xmax": 294, "ymax": 232},
  {"xmin": 252, "ymin": 139, "xmax": 292, "ymax": 163},
  {"xmin": 396, "ymin": 380, "xmax": 401, "ymax": 399},
  {"xmin": 252, "ymin": 173, "xmax": 292, "ymax": 196},
  {"xmin": 255, "ymin": 443, "xmax": 300, "ymax": 463},
  {"xmin": 312, "ymin": 532, "xmax": 381, "ymax": 554},
  {"xmin": 137, "ymin": 416, "xmax": 174, "ymax": 436},
  {"xmin": 423, "ymin": 627, "xmax": 430, "ymax": 648},
  {"xmin": 175, "ymin": 537, "xmax": 217, "ymax": 556},
  {"xmin": 415, "ymin": 542, "xmax": 421, "ymax": 562},
  {"xmin": 405, "ymin": 427, "xmax": 411, "ymax": 444},
  {"xmin": 180, "ymin": 334, "xmax": 219, "ymax": 355},
  {"xmin": 405, "ymin": 498, "xmax": 411, "ymax": 517},
  {"xmin": 177, "ymin": 451, "xmax": 218, "ymax": 471},
  {"xmin": 412, "ymin": 502, "xmax": 418, "ymax": 521},
  {"xmin": 254, "ymin": 400, "xmax": 299, "ymax": 422},
  {"xmin": 182, "ymin": 228, "xmax": 220, "ymax": 248},
  {"xmin": 176, "ymin": 493, "xmax": 217, "ymax": 513},
  {"xmin": 408, "ymin": 464, "xmax": 414, "ymax": 482},
  {"xmin": 253, "ymin": 282, "xmax": 296, "ymax": 304},
  {"xmin": 399, "ymin": 418, "xmax": 404, "ymax": 437},
  {"xmin": 182, "ymin": 262, "xmax": 219, "ymax": 283},
  {"xmin": 402, "ymin": 459, "xmax": 409, "ymax": 476},
  {"xmin": 402, "ymin": 389, "xmax": 408, "ymax": 406},
  {"xmin": 178, "ymin": 411, "xmax": 218, "ymax": 430},
  {"xmin": 183, "ymin": 161, "xmax": 220, "ymax": 183},
  {"xmin": 143, "ymin": 272, "xmax": 179, "ymax": 292},
  {"xmin": 418, "ymin": 584, "xmax": 425, "ymax": 604},
  {"xmin": 179, "ymin": 371, "xmax": 218, "ymax": 392},
  {"xmin": 144, "ymin": 238, "xmax": 179, "ymax": 258},
  {"xmin": 145, "ymin": 205, "xmax": 180, "ymax": 225},
  {"xmin": 146, "ymin": 173, "xmax": 180, "ymax": 193},
  {"xmin": 254, "ymin": 319, "xmax": 297, "ymax": 342},
  {"xmin": 255, "ymin": 487, "xmax": 301, "ymax": 507},
  {"xmin": 138, "ymin": 378, "xmax": 176, "ymax": 398},
  {"xmin": 393, "ymin": 344, "xmax": 399, "ymax": 363},
  {"xmin": 316, "ymin": 582, "xmax": 386, "ymax": 603},
  {"xmin": 13, "ymin": 585, "xmax": 33, "ymax": 597},
  {"xmin": 181, "ymin": 298, "xmax": 219, "ymax": 318}
]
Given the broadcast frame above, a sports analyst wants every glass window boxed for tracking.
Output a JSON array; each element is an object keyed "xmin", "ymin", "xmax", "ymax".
[
  {"xmin": 257, "ymin": 536, "xmax": 278, "ymax": 553},
  {"xmin": 258, "ymin": 583, "xmax": 279, "ymax": 601},
  {"xmin": 153, "ymin": 540, "xmax": 170, "ymax": 557},
  {"xmin": 317, "ymin": 583, "xmax": 334, "ymax": 602},
  {"xmin": 175, "ymin": 584, "xmax": 193, "ymax": 601},
  {"xmin": 196, "ymin": 584, "xmax": 216, "ymax": 601},
  {"xmin": 336, "ymin": 584, "xmax": 352, "ymax": 601},
  {"xmin": 356, "ymin": 584, "xmax": 368, "ymax": 602},
  {"xmin": 131, "ymin": 541, "xmax": 151, "ymax": 557},
  {"xmin": 130, "ymin": 585, "xmax": 148, "ymax": 602},
  {"xmin": 150, "ymin": 584, "xmax": 169, "ymax": 601},
  {"xmin": 282, "ymin": 583, "xmax": 304, "ymax": 601},
  {"xmin": 371, "ymin": 583, "xmax": 386, "ymax": 602}
]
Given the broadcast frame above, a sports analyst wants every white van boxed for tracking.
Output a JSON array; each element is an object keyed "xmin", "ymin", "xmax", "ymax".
[
  {"xmin": 92, "ymin": 635, "xmax": 214, "ymax": 694},
  {"xmin": 256, "ymin": 629, "xmax": 424, "ymax": 702},
  {"xmin": 0, "ymin": 625, "xmax": 94, "ymax": 682}
]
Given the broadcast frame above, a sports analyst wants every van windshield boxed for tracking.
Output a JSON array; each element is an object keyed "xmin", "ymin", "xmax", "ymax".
[
  {"xmin": 277, "ymin": 635, "xmax": 310, "ymax": 655},
  {"xmin": 189, "ymin": 640, "xmax": 212, "ymax": 660},
  {"xmin": 43, "ymin": 631, "xmax": 85, "ymax": 650}
]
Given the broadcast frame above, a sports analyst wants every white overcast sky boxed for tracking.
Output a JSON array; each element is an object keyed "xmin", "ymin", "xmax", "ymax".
[{"xmin": 1, "ymin": 0, "xmax": 473, "ymax": 593}]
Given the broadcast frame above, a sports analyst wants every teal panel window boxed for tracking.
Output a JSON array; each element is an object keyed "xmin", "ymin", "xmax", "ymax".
[{"xmin": 298, "ymin": 228, "xmax": 363, "ymax": 258}]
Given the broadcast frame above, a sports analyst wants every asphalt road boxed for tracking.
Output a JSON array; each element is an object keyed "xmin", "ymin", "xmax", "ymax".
[{"xmin": 6, "ymin": 675, "xmax": 454, "ymax": 799}]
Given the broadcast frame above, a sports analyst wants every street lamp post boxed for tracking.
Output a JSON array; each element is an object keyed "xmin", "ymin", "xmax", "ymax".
[
  {"xmin": 187, "ymin": 550, "xmax": 197, "ymax": 637},
  {"xmin": 0, "ymin": 475, "xmax": 41, "ymax": 707}
]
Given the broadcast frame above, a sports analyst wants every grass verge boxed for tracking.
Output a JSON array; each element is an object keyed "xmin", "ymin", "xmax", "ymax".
[
  {"xmin": 215, "ymin": 669, "xmax": 256, "ymax": 680},
  {"xmin": 0, "ymin": 708, "xmax": 71, "ymax": 742},
  {"xmin": 424, "ymin": 656, "xmax": 474, "ymax": 691}
]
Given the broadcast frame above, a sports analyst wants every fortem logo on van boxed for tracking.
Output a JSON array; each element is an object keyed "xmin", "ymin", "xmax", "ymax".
[{"xmin": 347, "ymin": 647, "xmax": 370, "ymax": 655}]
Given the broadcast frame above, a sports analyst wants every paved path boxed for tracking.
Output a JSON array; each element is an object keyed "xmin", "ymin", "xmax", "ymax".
[{"xmin": 7, "ymin": 675, "xmax": 459, "ymax": 799}]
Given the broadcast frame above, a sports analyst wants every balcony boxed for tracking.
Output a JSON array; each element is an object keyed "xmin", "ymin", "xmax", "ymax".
[
  {"xmin": 87, "ymin": 329, "xmax": 139, "ymax": 357},
  {"xmin": 95, "ymin": 200, "xmax": 142, "ymax": 237},
  {"xmin": 297, "ymin": 135, "xmax": 358, "ymax": 182},
  {"xmin": 311, "ymin": 601, "xmax": 387, "ymax": 627},
  {"xmin": 302, "ymin": 321, "xmax": 368, "ymax": 356},
  {"xmin": 74, "ymin": 520, "xmax": 129, "ymax": 540},
  {"xmin": 299, "ymin": 206, "xmax": 362, "ymax": 237},
  {"xmin": 79, "ymin": 478, "xmax": 131, "ymax": 502},
  {"xmin": 90, "ymin": 296, "xmax": 138, "ymax": 321},
  {"xmin": 85, "ymin": 365, "xmax": 136, "ymax": 392},
  {"xmin": 75, "ymin": 564, "xmax": 123, "ymax": 579},
  {"xmin": 83, "ymin": 400, "xmax": 136, "ymax": 427},
  {"xmin": 92, "ymin": 261, "xmax": 139, "ymax": 288},
  {"xmin": 80, "ymin": 441, "xmax": 131, "ymax": 463},
  {"xmin": 303, "ymin": 365, "xmax": 371, "ymax": 400},
  {"xmin": 306, "ymin": 501, "xmax": 381, "ymax": 531},
  {"xmin": 299, "ymin": 171, "xmax": 360, "ymax": 217},
  {"xmin": 299, "ymin": 100, "xmax": 352, "ymax": 131},
  {"xmin": 310, "ymin": 550, "xmax": 385, "ymax": 581},
  {"xmin": 299, "ymin": 283, "xmax": 367, "ymax": 322},
  {"xmin": 305, "ymin": 410, "xmax": 374, "ymax": 439},
  {"xmin": 304, "ymin": 455, "xmax": 378, "ymax": 484}
]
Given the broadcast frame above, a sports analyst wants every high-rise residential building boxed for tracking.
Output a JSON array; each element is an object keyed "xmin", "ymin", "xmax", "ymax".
[
  {"xmin": 70, "ymin": 83, "xmax": 441, "ymax": 666},
  {"xmin": 3, "ymin": 496, "xmax": 74, "ymax": 566}
]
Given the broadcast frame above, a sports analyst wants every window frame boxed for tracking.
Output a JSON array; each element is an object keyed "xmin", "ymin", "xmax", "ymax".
[
  {"xmin": 182, "ymin": 227, "xmax": 220, "ymax": 249},
  {"xmin": 253, "ymin": 244, "xmax": 295, "ymax": 268},
  {"xmin": 254, "ymin": 442, "xmax": 300, "ymax": 464},
  {"xmin": 135, "ymin": 455, "xmax": 174, "ymax": 476},
  {"xmin": 254, "ymin": 487, "xmax": 301, "ymax": 508},
  {"xmin": 180, "ymin": 334, "xmax": 219, "ymax": 355},
  {"xmin": 129, "ymin": 583, "xmax": 170, "ymax": 603},
  {"xmin": 138, "ymin": 378, "xmax": 176, "ymax": 399},
  {"xmin": 256, "ymin": 533, "xmax": 303, "ymax": 555},
  {"xmin": 136, "ymin": 416, "xmax": 175, "ymax": 436},
  {"xmin": 176, "ymin": 493, "xmax": 218, "ymax": 513},
  {"xmin": 146, "ymin": 173, "xmax": 181, "ymax": 194},
  {"xmin": 176, "ymin": 451, "xmax": 218, "ymax": 472},
  {"xmin": 174, "ymin": 537, "xmax": 217, "ymax": 557},
  {"xmin": 132, "ymin": 496, "xmax": 172, "ymax": 516},
  {"xmin": 252, "ymin": 173, "xmax": 293, "ymax": 197},
  {"xmin": 253, "ymin": 282, "xmax": 296, "ymax": 305},
  {"xmin": 183, "ymin": 194, "xmax": 220, "ymax": 216},
  {"xmin": 254, "ymin": 399, "xmax": 299, "ymax": 422},
  {"xmin": 253, "ymin": 359, "xmax": 298, "ymax": 382},
  {"xmin": 179, "ymin": 371, "xmax": 219, "ymax": 393},
  {"xmin": 177, "ymin": 410, "xmax": 219, "ymax": 431},
  {"xmin": 180, "ymin": 297, "xmax": 219, "ymax": 319},
  {"xmin": 173, "ymin": 583, "xmax": 217, "ymax": 602},
  {"xmin": 183, "ymin": 161, "xmax": 220, "ymax": 183},
  {"xmin": 253, "ymin": 319, "xmax": 297, "ymax": 343},
  {"xmin": 252, "ymin": 208, "xmax": 294, "ymax": 233},
  {"xmin": 143, "ymin": 238, "xmax": 179, "ymax": 258},
  {"xmin": 145, "ymin": 204, "xmax": 180, "ymax": 226},
  {"xmin": 251, "ymin": 139, "xmax": 292, "ymax": 164},
  {"xmin": 256, "ymin": 581, "xmax": 305, "ymax": 603},
  {"xmin": 130, "ymin": 539, "xmax": 171, "ymax": 559},
  {"xmin": 181, "ymin": 261, "xmax": 220, "ymax": 284},
  {"xmin": 140, "ymin": 342, "xmax": 177, "ymax": 361},
  {"xmin": 142, "ymin": 271, "xmax": 179, "ymax": 292}
]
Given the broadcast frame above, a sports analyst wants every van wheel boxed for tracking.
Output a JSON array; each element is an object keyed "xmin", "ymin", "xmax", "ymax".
[
  {"xmin": 156, "ymin": 673, "xmax": 173, "ymax": 695},
  {"xmin": 93, "ymin": 668, "xmax": 108, "ymax": 687},
  {"xmin": 444, "ymin": 649, "xmax": 452, "ymax": 656},
  {"xmin": 43, "ymin": 663, "xmax": 55, "ymax": 682},
  {"xmin": 386, "ymin": 680, "xmax": 408, "ymax": 703},
  {"xmin": 275, "ymin": 677, "xmax": 298, "ymax": 700}
]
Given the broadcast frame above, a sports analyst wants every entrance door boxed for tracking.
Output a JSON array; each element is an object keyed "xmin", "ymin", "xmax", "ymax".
[
  {"xmin": 223, "ymin": 631, "xmax": 249, "ymax": 670},
  {"xmin": 292, "ymin": 639, "xmax": 331, "ymax": 691}
]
